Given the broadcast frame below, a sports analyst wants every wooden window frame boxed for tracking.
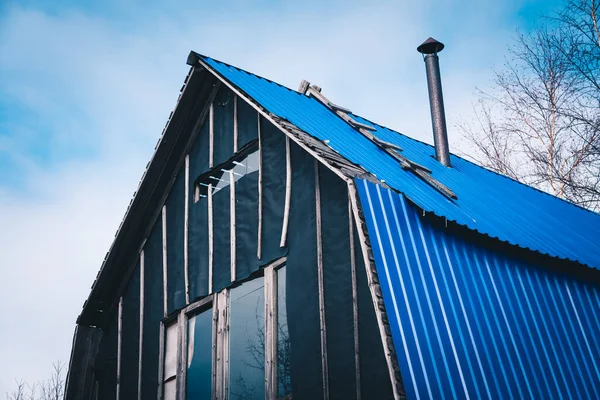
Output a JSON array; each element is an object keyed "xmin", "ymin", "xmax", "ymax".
[
  {"xmin": 158, "ymin": 295, "xmax": 215, "ymax": 400},
  {"xmin": 157, "ymin": 257, "xmax": 287, "ymax": 400}
]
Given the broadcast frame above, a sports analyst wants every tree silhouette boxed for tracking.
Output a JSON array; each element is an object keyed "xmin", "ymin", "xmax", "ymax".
[{"xmin": 6, "ymin": 361, "xmax": 65, "ymax": 400}]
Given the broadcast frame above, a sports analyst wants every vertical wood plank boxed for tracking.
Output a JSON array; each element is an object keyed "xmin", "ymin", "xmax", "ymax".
[
  {"xmin": 211, "ymin": 297, "xmax": 219, "ymax": 400},
  {"xmin": 177, "ymin": 311, "xmax": 187, "ymax": 399},
  {"xmin": 347, "ymin": 180, "xmax": 402, "ymax": 400},
  {"xmin": 209, "ymin": 102, "xmax": 214, "ymax": 168},
  {"xmin": 138, "ymin": 251, "xmax": 145, "ymax": 400},
  {"xmin": 257, "ymin": 114, "xmax": 263, "ymax": 260},
  {"xmin": 349, "ymin": 197, "xmax": 361, "ymax": 400},
  {"xmin": 162, "ymin": 205, "xmax": 168, "ymax": 317},
  {"xmin": 184, "ymin": 155, "xmax": 190, "ymax": 305},
  {"xmin": 222, "ymin": 290, "xmax": 230, "ymax": 399},
  {"xmin": 157, "ymin": 323, "xmax": 165, "ymax": 400},
  {"xmin": 214, "ymin": 291, "xmax": 230, "ymax": 399},
  {"xmin": 280, "ymin": 136, "xmax": 292, "ymax": 248},
  {"xmin": 264, "ymin": 265, "xmax": 278, "ymax": 398},
  {"xmin": 315, "ymin": 160, "xmax": 330, "ymax": 400},
  {"xmin": 233, "ymin": 95, "xmax": 239, "ymax": 152},
  {"xmin": 208, "ymin": 184, "xmax": 213, "ymax": 294},
  {"xmin": 116, "ymin": 296, "xmax": 123, "ymax": 400},
  {"xmin": 230, "ymin": 170, "xmax": 236, "ymax": 282}
]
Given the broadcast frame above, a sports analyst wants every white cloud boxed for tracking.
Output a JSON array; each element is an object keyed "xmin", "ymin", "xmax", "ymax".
[
  {"xmin": 0, "ymin": 0, "xmax": 549, "ymax": 393},
  {"xmin": 0, "ymin": 160, "xmax": 141, "ymax": 392}
]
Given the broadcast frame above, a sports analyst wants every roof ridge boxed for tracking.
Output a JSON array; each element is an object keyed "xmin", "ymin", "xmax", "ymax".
[{"xmin": 190, "ymin": 51, "xmax": 304, "ymax": 98}]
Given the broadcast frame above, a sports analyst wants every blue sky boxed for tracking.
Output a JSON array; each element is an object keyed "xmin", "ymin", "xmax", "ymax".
[{"xmin": 0, "ymin": 0, "xmax": 562, "ymax": 393}]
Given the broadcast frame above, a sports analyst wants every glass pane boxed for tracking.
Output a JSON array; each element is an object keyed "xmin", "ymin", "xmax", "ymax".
[
  {"xmin": 197, "ymin": 150, "xmax": 259, "ymax": 198},
  {"xmin": 232, "ymin": 151, "xmax": 259, "ymax": 178},
  {"xmin": 187, "ymin": 307, "xmax": 213, "ymax": 399},
  {"xmin": 229, "ymin": 277, "xmax": 265, "ymax": 399},
  {"xmin": 164, "ymin": 378, "xmax": 177, "ymax": 400},
  {"xmin": 211, "ymin": 172, "xmax": 230, "ymax": 194},
  {"xmin": 277, "ymin": 267, "xmax": 292, "ymax": 398},
  {"xmin": 164, "ymin": 322, "xmax": 178, "ymax": 379}
]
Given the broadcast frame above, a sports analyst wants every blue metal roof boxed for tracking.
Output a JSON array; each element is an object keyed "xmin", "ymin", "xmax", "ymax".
[
  {"xmin": 357, "ymin": 179, "xmax": 600, "ymax": 399},
  {"xmin": 197, "ymin": 54, "xmax": 600, "ymax": 269}
]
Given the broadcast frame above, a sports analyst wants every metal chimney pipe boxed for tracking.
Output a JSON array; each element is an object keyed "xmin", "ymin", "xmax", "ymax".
[{"xmin": 417, "ymin": 37, "xmax": 451, "ymax": 167}]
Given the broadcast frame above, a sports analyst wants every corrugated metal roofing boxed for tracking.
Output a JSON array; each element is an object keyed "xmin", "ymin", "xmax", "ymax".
[
  {"xmin": 197, "ymin": 54, "xmax": 600, "ymax": 269},
  {"xmin": 357, "ymin": 179, "xmax": 600, "ymax": 399}
]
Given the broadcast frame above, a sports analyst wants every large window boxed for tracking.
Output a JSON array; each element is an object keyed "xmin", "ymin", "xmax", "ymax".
[
  {"xmin": 187, "ymin": 306, "xmax": 213, "ymax": 398},
  {"xmin": 276, "ymin": 266, "xmax": 292, "ymax": 398},
  {"xmin": 229, "ymin": 276, "xmax": 265, "ymax": 399},
  {"xmin": 158, "ymin": 258, "xmax": 290, "ymax": 400}
]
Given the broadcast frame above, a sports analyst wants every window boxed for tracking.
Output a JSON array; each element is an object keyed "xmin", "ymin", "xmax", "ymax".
[
  {"xmin": 277, "ymin": 266, "xmax": 292, "ymax": 398},
  {"xmin": 158, "ymin": 258, "xmax": 290, "ymax": 399},
  {"xmin": 159, "ymin": 296, "xmax": 214, "ymax": 400},
  {"xmin": 195, "ymin": 141, "xmax": 259, "ymax": 202},
  {"xmin": 187, "ymin": 305, "xmax": 213, "ymax": 398},
  {"xmin": 229, "ymin": 277, "xmax": 265, "ymax": 399}
]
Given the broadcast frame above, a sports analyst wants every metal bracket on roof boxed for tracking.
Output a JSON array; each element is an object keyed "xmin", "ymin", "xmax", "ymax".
[{"xmin": 304, "ymin": 84, "xmax": 457, "ymax": 200}]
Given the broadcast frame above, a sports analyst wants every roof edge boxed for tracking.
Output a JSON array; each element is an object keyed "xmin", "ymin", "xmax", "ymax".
[
  {"xmin": 77, "ymin": 63, "xmax": 218, "ymax": 326},
  {"xmin": 359, "ymin": 178, "xmax": 599, "ymax": 271}
]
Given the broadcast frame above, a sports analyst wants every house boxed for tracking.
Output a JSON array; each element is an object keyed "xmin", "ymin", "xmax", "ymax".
[{"xmin": 65, "ymin": 38, "xmax": 600, "ymax": 400}]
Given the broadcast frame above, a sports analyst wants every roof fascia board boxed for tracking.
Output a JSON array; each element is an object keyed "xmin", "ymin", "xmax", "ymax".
[
  {"xmin": 414, "ymin": 198, "xmax": 600, "ymax": 277},
  {"xmin": 78, "ymin": 67, "xmax": 219, "ymax": 326},
  {"xmin": 99, "ymin": 75, "xmax": 221, "ymax": 327},
  {"xmin": 347, "ymin": 179, "xmax": 406, "ymax": 400}
]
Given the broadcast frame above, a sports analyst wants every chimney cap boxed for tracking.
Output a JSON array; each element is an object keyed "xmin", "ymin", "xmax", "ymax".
[{"xmin": 417, "ymin": 37, "xmax": 445, "ymax": 55}]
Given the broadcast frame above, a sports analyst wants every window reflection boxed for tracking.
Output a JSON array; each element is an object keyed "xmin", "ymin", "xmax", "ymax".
[
  {"xmin": 277, "ymin": 267, "xmax": 292, "ymax": 399},
  {"xmin": 196, "ymin": 149, "xmax": 259, "ymax": 200},
  {"xmin": 187, "ymin": 308, "xmax": 213, "ymax": 399},
  {"xmin": 229, "ymin": 277, "xmax": 265, "ymax": 400}
]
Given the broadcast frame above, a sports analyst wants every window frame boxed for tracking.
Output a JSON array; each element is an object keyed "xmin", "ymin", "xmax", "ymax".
[
  {"xmin": 158, "ymin": 294, "xmax": 215, "ymax": 400},
  {"xmin": 157, "ymin": 256, "xmax": 287, "ymax": 400},
  {"xmin": 263, "ymin": 257, "xmax": 287, "ymax": 398}
]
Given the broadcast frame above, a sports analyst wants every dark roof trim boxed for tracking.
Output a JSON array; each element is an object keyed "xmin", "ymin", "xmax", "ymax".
[
  {"xmin": 77, "ymin": 67, "xmax": 219, "ymax": 326},
  {"xmin": 413, "ymin": 196, "xmax": 600, "ymax": 279}
]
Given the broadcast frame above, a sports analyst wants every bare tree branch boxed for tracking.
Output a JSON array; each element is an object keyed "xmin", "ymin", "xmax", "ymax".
[
  {"xmin": 5, "ymin": 362, "xmax": 64, "ymax": 400},
  {"xmin": 458, "ymin": 0, "xmax": 600, "ymax": 211}
]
